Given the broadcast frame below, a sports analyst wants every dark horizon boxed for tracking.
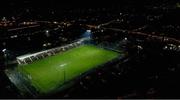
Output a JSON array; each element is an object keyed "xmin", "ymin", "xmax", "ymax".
[{"xmin": 0, "ymin": 0, "xmax": 178, "ymax": 19}]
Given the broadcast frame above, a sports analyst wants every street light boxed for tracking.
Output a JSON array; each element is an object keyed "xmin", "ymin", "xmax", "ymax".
[
  {"xmin": 46, "ymin": 30, "xmax": 49, "ymax": 33},
  {"xmin": 45, "ymin": 30, "xmax": 50, "ymax": 37}
]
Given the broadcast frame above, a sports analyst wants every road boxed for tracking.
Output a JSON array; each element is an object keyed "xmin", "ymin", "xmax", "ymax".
[{"xmin": 85, "ymin": 19, "xmax": 180, "ymax": 45}]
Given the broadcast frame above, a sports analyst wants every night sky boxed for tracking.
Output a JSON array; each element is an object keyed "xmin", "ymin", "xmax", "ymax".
[
  {"xmin": 0, "ymin": 0, "xmax": 178, "ymax": 17},
  {"xmin": 0, "ymin": 0, "xmax": 123, "ymax": 17}
]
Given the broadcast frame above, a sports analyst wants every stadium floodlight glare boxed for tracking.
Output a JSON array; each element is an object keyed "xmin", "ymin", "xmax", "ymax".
[
  {"xmin": 86, "ymin": 30, "xmax": 91, "ymax": 33},
  {"xmin": 2, "ymin": 49, "xmax": 6, "ymax": 53}
]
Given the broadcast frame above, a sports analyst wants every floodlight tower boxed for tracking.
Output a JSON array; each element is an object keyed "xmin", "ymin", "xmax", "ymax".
[
  {"xmin": 86, "ymin": 29, "xmax": 92, "ymax": 39},
  {"xmin": 2, "ymin": 49, "xmax": 8, "ymax": 67},
  {"xmin": 82, "ymin": 29, "xmax": 92, "ymax": 39}
]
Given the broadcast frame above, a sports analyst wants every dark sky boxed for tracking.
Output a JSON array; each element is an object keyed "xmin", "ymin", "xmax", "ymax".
[
  {"xmin": 0, "ymin": 0, "xmax": 120, "ymax": 7},
  {"xmin": 0, "ymin": 0, "xmax": 122, "ymax": 16},
  {"xmin": 0, "ymin": 0, "xmax": 178, "ymax": 17},
  {"xmin": 0, "ymin": 0, "xmax": 176, "ymax": 9}
]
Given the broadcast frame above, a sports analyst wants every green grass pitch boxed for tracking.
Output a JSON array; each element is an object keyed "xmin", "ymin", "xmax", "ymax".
[{"xmin": 16, "ymin": 45, "xmax": 120, "ymax": 94}]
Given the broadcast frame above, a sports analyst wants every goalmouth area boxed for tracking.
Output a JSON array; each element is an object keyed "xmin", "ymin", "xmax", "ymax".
[{"xmin": 5, "ymin": 44, "xmax": 123, "ymax": 97}]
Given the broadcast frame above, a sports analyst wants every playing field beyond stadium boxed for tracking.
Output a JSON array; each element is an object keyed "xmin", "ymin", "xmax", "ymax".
[{"xmin": 16, "ymin": 45, "xmax": 120, "ymax": 94}]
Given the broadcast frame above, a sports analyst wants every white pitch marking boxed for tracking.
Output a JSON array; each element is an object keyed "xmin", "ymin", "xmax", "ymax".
[{"xmin": 60, "ymin": 63, "xmax": 67, "ymax": 67}]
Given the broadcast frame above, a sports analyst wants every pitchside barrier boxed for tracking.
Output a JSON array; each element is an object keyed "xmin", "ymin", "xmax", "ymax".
[
  {"xmin": 86, "ymin": 41, "xmax": 123, "ymax": 54},
  {"xmin": 5, "ymin": 68, "xmax": 38, "ymax": 97}
]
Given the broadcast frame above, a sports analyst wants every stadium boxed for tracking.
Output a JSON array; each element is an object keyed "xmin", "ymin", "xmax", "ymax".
[
  {"xmin": 4, "ymin": 36, "xmax": 126, "ymax": 97},
  {"xmin": 2, "ymin": 0, "xmax": 180, "ymax": 99}
]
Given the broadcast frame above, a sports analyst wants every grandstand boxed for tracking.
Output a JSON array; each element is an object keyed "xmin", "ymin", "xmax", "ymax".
[
  {"xmin": 5, "ymin": 37, "xmax": 124, "ymax": 97},
  {"xmin": 16, "ymin": 37, "xmax": 89, "ymax": 65}
]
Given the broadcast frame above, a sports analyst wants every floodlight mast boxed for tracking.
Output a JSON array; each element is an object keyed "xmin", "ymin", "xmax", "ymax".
[{"xmin": 2, "ymin": 49, "xmax": 8, "ymax": 67}]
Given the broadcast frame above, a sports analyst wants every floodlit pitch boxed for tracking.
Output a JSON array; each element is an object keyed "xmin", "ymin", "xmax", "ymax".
[{"xmin": 16, "ymin": 45, "xmax": 120, "ymax": 94}]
